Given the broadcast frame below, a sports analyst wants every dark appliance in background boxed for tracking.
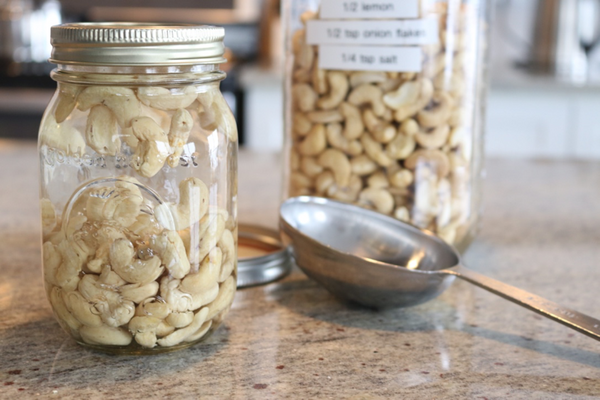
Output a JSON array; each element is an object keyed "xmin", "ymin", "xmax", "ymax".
[{"xmin": 0, "ymin": 0, "xmax": 261, "ymax": 142}]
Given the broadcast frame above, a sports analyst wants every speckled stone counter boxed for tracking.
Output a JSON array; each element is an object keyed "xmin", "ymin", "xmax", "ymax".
[{"xmin": 1, "ymin": 140, "xmax": 599, "ymax": 399}]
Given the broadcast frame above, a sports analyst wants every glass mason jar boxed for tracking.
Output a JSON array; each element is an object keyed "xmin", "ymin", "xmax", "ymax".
[
  {"xmin": 283, "ymin": 1, "xmax": 489, "ymax": 251},
  {"xmin": 39, "ymin": 23, "xmax": 238, "ymax": 354}
]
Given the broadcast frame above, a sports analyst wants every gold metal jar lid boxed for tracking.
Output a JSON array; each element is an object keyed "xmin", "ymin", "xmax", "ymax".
[{"xmin": 50, "ymin": 22, "xmax": 226, "ymax": 66}]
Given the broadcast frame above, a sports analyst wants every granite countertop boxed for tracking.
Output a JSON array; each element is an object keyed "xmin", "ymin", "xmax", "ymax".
[{"xmin": 1, "ymin": 140, "xmax": 599, "ymax": 399}]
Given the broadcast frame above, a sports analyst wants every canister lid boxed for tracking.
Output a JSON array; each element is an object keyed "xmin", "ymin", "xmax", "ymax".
[
  {"xmin": 50, "ymin": 23, "xmax": 226, "ymax": 66},
  {"xmin": 237, "ymin": 224, "xmax": 292, "ymax": 288}
]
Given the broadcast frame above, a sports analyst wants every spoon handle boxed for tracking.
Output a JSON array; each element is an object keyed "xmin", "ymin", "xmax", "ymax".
[{"xmin": 445, "ymin": 265, "xmax": 600, "ymax": 341}]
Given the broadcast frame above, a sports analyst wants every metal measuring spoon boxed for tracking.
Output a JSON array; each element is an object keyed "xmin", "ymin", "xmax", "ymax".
[{"xmin": 279, "ymin": 196, "xmax": 600, "ymax": 341}]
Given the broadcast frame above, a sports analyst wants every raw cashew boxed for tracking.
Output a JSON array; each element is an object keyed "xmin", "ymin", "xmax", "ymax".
[
  {"xmin": 363, "ymin": 109, "xmax": 396, "ymax": 143},
  {"xmin": 151, "ymin": 230, "xmax": 191, "ymax": 279},
  {"xmin": 312, "ymin": 62, "xmax": 328, "ymax": 95},
  {"xmin": 394, "ymin": 206, "xmax": 410, "ymax": 222},
  {"xmin": 157, "ymin": 307, "xmax": 209, "ymax": 347},
  {"xmin": 184, "ymin": 210, "xmax": 227, "ymax": 266},
  {"xmin": 361, "ymin": 134, "xmax": 394, "ymax": 167},
  {"xmin": 378, "ymin": 78, "xmax": 403, "ymax": 93},
  {"xmin": 86, "ymin": 186, "xmax": 143, "ymax": 228},
  {"xmin": 292, "ymin": 83, "xmax": 318, "ymax": 112},
  {"xmin": 41, "ymin": 114, "xmax": 86, "ymax": 156},
  {"xmin": 56, "ymin": 238, "xmax": 88, "ymax": 291},
  {"xmin": 290, "ymin": 171, "xmax": 313, "ymax": 191},
  {"xmin": 327, "ymin": 174, "xmax": 363, "ymax": 203},
  {"xmin": 137, "ymin": 86, "xmax": 197, "ymax": 110},
  {"xmin": 154, "ymin": 177, "xmax": 209, "ymax": 231},
  {"xmin": 109, "ymin": 238, "xmax": 135, "ymax": 270},
  {"xmin": 166, "ymin": 312, "xmax": 194, "ymax": 328},
  {"xmin": 306, "ymin": 110, "xmax": 344, "ymax": 124},
  {"xmin": 135, "ymin": 298, "xmax": 171, "ymax": 319},
  {"xmin": 300, "ymin": 156, "xmax": 324, "ymax": 178},
  {"xmin": 86, "ymin": 224, "xmax": 127, "ymax": 273},
  {"xmin": 404, "ymin": 149, "xmax": 450, "ymax": 178},
  {"xmin": 130, "ymin": 116, "xmax": 171, "ymax": 178},
  {"xmin": 366, "ymin": 171, "xmax": 389, "ymax": 189},
  {"xmin": 317, "ymin": 72, "xmax": 348, "ymax": 110},
  {"xmin": 85, "ymin": 104, "xmax": 121, "ymax": 156},
  {"xmin": 293, "ymin": 113, "xmax": 313, "ymax": 136},
  {"xmin": 128, "ymin": 315, "xmax": 162, "ymax": 348},
  {"xmin": 197, "ymin": 90, "xmax": 238, "ymax": 142},
  {"xmin": 417, "ymin": 92, "xmax": 454, "ymax": 128},
  {"xmin": 415, "ymin": 124, "xmax": 450, "ymax": 149},
  {"xmin": 412, "ymin": 166, "xmax": 439, "ymax": 228},
  {"xmin": 383, "ymin": 80, "xmax": 421, "ymax": 110},
  {"xmin": 50, "ymin": 286, "xmax": 82, "ymax": 333},
  {"xmin": 180, "ymin": 247, "xmax": 222, "ymax": 294},
  {"xmin": 167, "ymin": 108, "xmax": 194, "ymax": 168},
  {"xmin": 64, "ymin": 291, "xmax": 103, "ymax": 327},
  {"xmin": 436, "ymin": 178, "xmax": 452, "ymax": 229},
  {"xmin": 349, "ymin": 71, "xmax": 387, "ymax": 88},
  {"xmin": 206, "ymin": 276, "xmax": 235, "ymax": 320},
  {"xmin": 400, "ymin": 119, "xmax": 420, "ymax": 136},
  {"xmin": 393, "ymin": 79, "xmax": 434, "ymax": 122},
  {"xmin": 184, "ymin": 320, "xmax": 212, "ymax": 343},
  {"xmin": 188, "ymin": 282, "xmax": 219, "ymax": 311},
  {"xmin": 294, "ymin": 31, "xmax": 314, "ymax": 71},
  {"xmin": 315, "ymin": 171, "xmax": 335, "ymax": 194},
  {"xmin": 156, "ymin": 320, "xmax": 175, "ymax": 337},
  {"xmin": 122, "ymin": 127, "xmax": 139, "ymax": 149},
  {"xmin": 41, "ymin": 198, "xmax": 57, "ymax": 238},
  {"xmin": 358, "ymin": 188, "xmax": 395, "ymax": 214},
  {"xmin": 339, "ymin": 102, "xmax": 363, "ymax": 140},
  {"xmin": 350, "ymin": 155, "xmax": 378, "ymax": 176},
  {"xmin": 290, "ymin": 148, "xmax": 301, "ymax": 171},
  {"xmin": 385, "ymin": 133, "xmax": 416, "ymax": 160},
  {"xmin": 78, "ymin": 274, "xmax": 135, "ymax": 327},
  {"xmin": 80, "ymin": 325, "xmax": 133, "ymax": 346},
  {"xmin": 160, "ymin": 277, "xmax": 192, "ymax": 312},
  {"xmin": 297, "ymin": 124, "xmax": 326, "ymax": 156},
  {"xmin": 43, "ymin": 241, "xmax": 62, "ymax": 287},
  {"xmin": 77, "ymin": 86, "xmax": 141, "ymax": 128},
  {"xmin": 325, "ymin": 123, "xmax": 362, "ymax": 156},
  {"xmin": 293, "ymin": 68, "xmax": 311, "ymax": 84},
  {"xmin": 98, "ymin": 264, "xmax": 127, "ymax": 287},
  {"xmin": 389, "ymin": 169, "xmax": 414, "ymax": 188},
  {"xmin": 128, "ymin": 213, "xmax": 162, "ymax": 237},
  {"xmin": 110, "ymin": 238, "xmax": 163, "ymax": 284},
  {"xmin": 218, "ymin": 229, "xmax": 235, "ymax": 282},
  {"xmin": 348, "ymin": 84, "xmax": 386, "ymax": 117},
  {"xmin": 54, "ymin": 83, "xmax": 82, "ymax": 123},
  {"xmin": 318, "ymin": 149, "xmax": 351, "ymax": 187},
  {"xmin": 120, "ymin": 282, "xmax": 160, "ymax": 304}
]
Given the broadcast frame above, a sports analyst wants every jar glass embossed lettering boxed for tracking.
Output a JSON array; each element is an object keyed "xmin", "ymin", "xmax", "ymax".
[{"xmin": 39, "ymin": 23, "xmax": 238, "ymax": 354}]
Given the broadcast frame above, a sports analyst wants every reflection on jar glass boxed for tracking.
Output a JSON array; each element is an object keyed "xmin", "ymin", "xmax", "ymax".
[{"xmin": 39, "ymin": 23, "xmax": 238, "ymax": 354}]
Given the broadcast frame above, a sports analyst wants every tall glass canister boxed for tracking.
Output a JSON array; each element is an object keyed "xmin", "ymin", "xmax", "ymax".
[
  {"xmin": 283, "ymin": 1, "xmax": 490, "ymax": 251},
  {"xmin": 39, "ymin": 23, "xmax": 238, "ymax": 354}
]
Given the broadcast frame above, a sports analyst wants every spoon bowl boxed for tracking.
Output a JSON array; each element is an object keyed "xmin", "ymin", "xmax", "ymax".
[{"xmin": 280, "ymin": 196, "xmax": 600, "ymax": 341}]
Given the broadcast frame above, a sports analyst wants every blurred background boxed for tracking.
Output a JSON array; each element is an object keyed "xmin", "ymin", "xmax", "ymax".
[{"xmin": 2, "ymin": 0, "xmax": 600, "ymax": 159}]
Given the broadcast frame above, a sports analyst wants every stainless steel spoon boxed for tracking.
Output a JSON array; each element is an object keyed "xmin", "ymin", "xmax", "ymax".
[{"xmin": 279, "ymin": 196, "xmax": 600, "ymax": 341}]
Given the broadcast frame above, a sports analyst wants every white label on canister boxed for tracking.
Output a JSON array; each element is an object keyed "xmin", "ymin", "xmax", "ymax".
[
  {"xmin": 318, "ymin": 45, "xmax": 422, "ymax": 72},
  {"xmin": 319, "ymin": 0, "xmax": 419, "ymax": 19},
  {"xmin": 306, "ymin": 19, "xmax": 438, "ymax": 46}
]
